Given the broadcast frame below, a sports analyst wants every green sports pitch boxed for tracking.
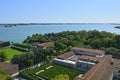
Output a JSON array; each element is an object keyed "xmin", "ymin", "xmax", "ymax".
[{"xmin": 0, "ymin": 48, "xmax": 28, "ymax": 61}]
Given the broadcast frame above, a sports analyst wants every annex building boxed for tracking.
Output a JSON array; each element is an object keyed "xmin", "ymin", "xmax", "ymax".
[{"xmin": 52, "ymin": 47, "xmax": 113, "ymax": 80}]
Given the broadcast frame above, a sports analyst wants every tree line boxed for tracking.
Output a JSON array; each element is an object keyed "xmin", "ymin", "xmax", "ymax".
[
  {"xmin": 24, "ymin": 30, "xmax": 120, "ymax": 54},
  {"xmin": 11, "ymin": 48, "xmax": 54, "ymax": 69},
  {"xmin": 0, "ymin": 41, "xmax": 10, "ymax": 48},
  {"xmin": 12, "ymin": 43, "xmax": 31, "ymax": 49},
  {"xmin": 0, "ymin": 51, "xmax": 7, "ymax": 62}
]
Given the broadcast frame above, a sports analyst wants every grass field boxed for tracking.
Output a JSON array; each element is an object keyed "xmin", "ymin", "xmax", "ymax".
[
  {"xmin": 0, "ymin": 48, "xmax": 28, "ymax": 61},
  {"xmin": 28, "ymin": 63, "xmax": 85, "ymax": 80}
]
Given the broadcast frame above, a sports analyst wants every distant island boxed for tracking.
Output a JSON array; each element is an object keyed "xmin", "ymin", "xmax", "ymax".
[
  {"xmin": 114, "ymin": 26, "xmax": 120, "ymax": 29},
  {"xmin": 0, "ymin": 23, "xmax": 30, "ymax": 27},
  {"xmin": 0, "ymin": 23, "xmax": 85, "ymax": 27}
]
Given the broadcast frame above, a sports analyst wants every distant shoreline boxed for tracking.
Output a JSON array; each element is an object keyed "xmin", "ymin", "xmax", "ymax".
[{"xmin": 0, "ymin": 23, "xmax": 120, "ymax": 27}]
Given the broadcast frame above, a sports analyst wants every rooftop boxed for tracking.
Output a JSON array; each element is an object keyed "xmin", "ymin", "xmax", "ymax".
[
  {"xmin": 57, "ymin": 51, "xmax": 75, "ymax": 59},
  {"xmin": 37, "ymin": 42, "xmax": 54, "ymax": 47},
  {"xmin": 0, "ymin": 62, "xmax": 19, "ymax": 75},
  {"xmin": 72, "ymin": 47, "xmax": 105, "ymax": 54},
  {"xmin": 75, "ymin": 55, "xmax": 113, "ymax": 80}
]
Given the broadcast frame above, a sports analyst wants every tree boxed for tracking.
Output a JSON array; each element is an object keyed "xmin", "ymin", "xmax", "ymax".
[
  {"xmin": 46, "ymin": 55, "xmax": 50, "ymax": 62},
  {"xmin": 27, "ymin": 60, "xmax": 33, "ymax": 66},
  {"xmin": 102, "ymin": 37, "xmax": 115, "ymax": 48},
  {"xmin": 52, "ymin": 74, "xmax": 69, "ymax": 80},
  {"xmin": 115, "ymin": 35, "xmax": 120, "ymax": 48},
  {"xmin": 90, "ymin": 39, "xmax": 102, "ymax": 49},
  {"xmin": 87, "ymin": 30, "xmax": 101, "ymax": 39},
  {"xmin": 11, "ymin": 53, "xmax": 35, "ymax": 69},
  {"xmin": 0, "ymin": 66, "xmax": 12, "ymax": 80},
  {"xmin": 54, "ymin": 42, "xmax": 67, "ymax": 51},
  {"xmin": 105, "ymin": 47, "xmax": 118, "ymax": 54},
  {"xmin": 0, "ymin": 51, "xmax": 7, "ymax": 61},
  {"xmin": 0, "ymin": 41, "xmax": 10, "ymax": 48}
]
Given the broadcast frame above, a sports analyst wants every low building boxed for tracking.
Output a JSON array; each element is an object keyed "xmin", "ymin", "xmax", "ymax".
[
  {"xmin": 37, "ymin": 42, "xmax": 54, "ymax": 49},
  {"xmin": 0, "ymin": 62, "xmax": 19, "ymax": 77},
  {"xmin": 52, "ymin": 47, "xmax": 113, "ymax": 80}
]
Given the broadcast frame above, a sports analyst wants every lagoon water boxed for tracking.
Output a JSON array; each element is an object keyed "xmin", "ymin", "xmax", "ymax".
[{"xmin": 0, "ymin": 24, "xmax": 120, "ymax": 43}]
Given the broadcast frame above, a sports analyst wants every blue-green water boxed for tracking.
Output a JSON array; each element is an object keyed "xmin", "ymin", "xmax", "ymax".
[{"xmin": 0, "ymin": 24, "xmax": 119, "ymax": 43}]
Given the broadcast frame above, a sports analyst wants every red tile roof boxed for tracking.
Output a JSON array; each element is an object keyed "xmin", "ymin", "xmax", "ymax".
[
  {"xmin": 57, "ymin": 51, "xmax": 75, "ymax": 59},
  {"xmin": 37, "ymin": 42, "xmax": 54, "ymax": 47},
  {"xmin": 72, "ymin": 47, "xmax": 105, "ymax": 55},
  {"xmin": 75, "ymin": 55, "xmax": 113, "ymax": 80},
  {"xmin": 0, "ymin": 62, "xmax": 19, "ymax": 75},
  {"xmin": 69, "ymin": 55, "xmax": 79, "ymax": 61}
]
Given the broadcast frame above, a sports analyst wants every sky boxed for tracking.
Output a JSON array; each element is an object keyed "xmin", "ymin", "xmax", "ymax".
[{"xmin": 0, "ymin": 0, "xmax": 120, "ymax": 23}]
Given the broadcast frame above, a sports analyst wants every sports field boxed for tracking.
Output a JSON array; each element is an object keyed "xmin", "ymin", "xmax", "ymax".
[
  {"xmin": 28, "ymin": 63, "xmax": 85, "ymax": 80},
  {"xmin": 0, "ymin": 48, "xmax": 27, "ymax": 61}
]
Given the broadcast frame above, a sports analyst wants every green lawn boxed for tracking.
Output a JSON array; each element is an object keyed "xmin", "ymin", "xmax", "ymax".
[
  {"xmin": 28, "ymin": 63, "xmax": 85, "ymax": 80},
  {"xmin": 0, "ymin": 48, "xmax": 28, "ymax": 61}
]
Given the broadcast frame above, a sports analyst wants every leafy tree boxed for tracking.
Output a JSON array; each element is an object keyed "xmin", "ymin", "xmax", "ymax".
[
  {"xmin": 54, "ymin": 42, "xmax": 67, "ymax": 51},
  {"xmin": 0, "ymin": 41, "xmax": 10, "ymax": 48},
  {"xmin": 115, "ymin": 35, "xmax": 120, "ymax": 48},
  {"xmin": 0, "ymin": 51, "xmax": 7, "ymax": 61},
  {"xmin": 27, "ymin": 59, "xmax": 34, "ymax": 66},
  {"xmin": 0, "ymin": 66, "xmax": 12, "ymax": 80},
  {"xmin": 52, "ymin": 74, "xmax": 69, "ymax": 80},
  {"xmin": 87, "ymin": 30, "xmax": 101, "ymax": 39},
  {"xmin": 12, "ymin": 43, "xmax": 31, "ymax": 49}
]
